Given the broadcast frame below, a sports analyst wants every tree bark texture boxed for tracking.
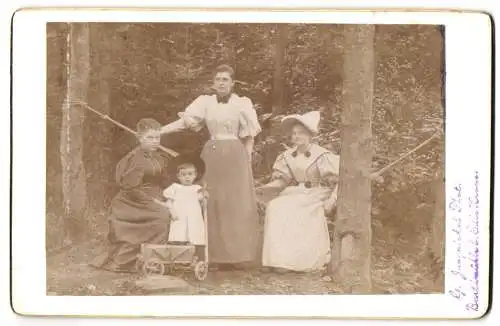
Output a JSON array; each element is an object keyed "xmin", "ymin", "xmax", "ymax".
[
  {"xmin": 59, "ymin": 23, "xmax": 90, "ymax": 244},
  {"xmin": 331, "ymin": 24, "xmax": 375, "ymax": 293},
  {"xmin": 46, "ymin": 23, "xmax": 69, "ymax": 252},
  {"xmin": 86, "ymin": 24, "xmax": 115, "ymax": 220},
  {"xmin": 430, "ymin": 168, "xmax": 445, "ymax": 288},
  {"xmin": 271, "ymin": 24, "xmax": 288, "ymax": 115}
]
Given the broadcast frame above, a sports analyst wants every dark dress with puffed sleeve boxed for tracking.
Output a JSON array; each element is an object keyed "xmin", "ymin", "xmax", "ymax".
[{"xmin": 91, "ymin": 146, "xmax": 170, "ymax": 273}]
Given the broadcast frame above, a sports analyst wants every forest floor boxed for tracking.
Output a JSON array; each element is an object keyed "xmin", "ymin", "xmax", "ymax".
[{"xmin": 46, "ymin": 218, "xmax": 443, "ymax": 296}]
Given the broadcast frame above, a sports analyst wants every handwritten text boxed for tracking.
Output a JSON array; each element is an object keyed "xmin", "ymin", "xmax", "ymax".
[{"xmin": 448, "ymin": 171, "xmax": 480, "ymax": 312}]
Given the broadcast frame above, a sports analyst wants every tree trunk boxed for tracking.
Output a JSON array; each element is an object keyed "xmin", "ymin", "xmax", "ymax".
[
  {"xmin": 429, "ymin": 168, "xmax": 445, "ymax": 288},
  {"xmin": 86, "ymin": 24, "xmax": 114, "ymax": 232},
  {"xmin": 331, "ymin": 25, "xmax": 375, "ymax": 293},
  {"xmin": 271, "ymin": 24, "xmax": 288, "ymax": 115},
  {"xmin": 46, "ymin": 23, "xmax": 69, "ymax": 252},
  {"xmin": 59, "ymin": 23, "xmax": 90, "ymax": 244}
]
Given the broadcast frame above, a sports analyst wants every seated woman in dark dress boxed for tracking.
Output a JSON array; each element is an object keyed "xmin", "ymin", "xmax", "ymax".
[{"xmin": 91, "ymin": 118, "xmax": 171, "ymax": 273}]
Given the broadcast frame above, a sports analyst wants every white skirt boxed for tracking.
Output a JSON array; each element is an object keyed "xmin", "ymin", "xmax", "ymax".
[{"xmin": 262, "ymin": 186, "xmax": 333, "ymax": 271}]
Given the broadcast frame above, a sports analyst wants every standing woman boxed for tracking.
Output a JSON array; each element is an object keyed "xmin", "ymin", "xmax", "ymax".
[
  {"xmin": 256, "ymin": 111, "xmax": 339, "ymax": 273},
  {"xmin": 160, "ymin": 64, "xmax": 262, "ymax": 270},
  {"xmin": 91, "ymin": 118, "xmax": 170, "ymax": 273}
]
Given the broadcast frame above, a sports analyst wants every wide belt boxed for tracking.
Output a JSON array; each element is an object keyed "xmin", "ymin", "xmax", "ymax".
[{"xmin": 210, "ymin": 134, "xmax": 238, "ymax": 140}]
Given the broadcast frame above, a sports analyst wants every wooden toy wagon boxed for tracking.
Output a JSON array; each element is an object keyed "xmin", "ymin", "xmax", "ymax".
[{"xmin": 136, "ymin": 242, "xmax": 208, "ymax": 281}]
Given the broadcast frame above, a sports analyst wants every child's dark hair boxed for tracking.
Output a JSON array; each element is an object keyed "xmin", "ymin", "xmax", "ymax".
[{"xmin": 177, "ymin": 162, "xmax": 197, "ymax": 174}]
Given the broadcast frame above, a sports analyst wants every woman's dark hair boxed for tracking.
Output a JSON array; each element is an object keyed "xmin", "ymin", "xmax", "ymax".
[
  {"xmin": 136, "ymin": 118, "xmax": 161, "ymax": 135},
  {"xmin": 213, "ymin": 64, "xmax": 235, "ymax": 79}
]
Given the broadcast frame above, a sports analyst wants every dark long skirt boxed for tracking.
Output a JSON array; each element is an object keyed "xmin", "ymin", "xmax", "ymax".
[
  {"xmin": 91, "ymin": 187, "xmax": 169, "ymax": 272},
  {"xmin": 201, "ymin": 139, "xmax": 261, "ymax": 264}
]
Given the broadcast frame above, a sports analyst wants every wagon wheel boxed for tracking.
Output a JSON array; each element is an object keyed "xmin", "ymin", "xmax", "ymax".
[
  {"xmin": 194, "ymin": 261, "xmax": 208, "ymax": 281},
  {"xmin": 135, "ymin": 257, "xmax": 144, "ymax": 273},
  {"xmin": 190, "ymin": 255, "xmax": 199, "ymax": 267},
  {"xmin": 164, "ymin": 263, "xmax": 174, "ymax": 275},
  {"xmin": 142, "ymin": 259, "xmax": 165, "ymax": 276}
]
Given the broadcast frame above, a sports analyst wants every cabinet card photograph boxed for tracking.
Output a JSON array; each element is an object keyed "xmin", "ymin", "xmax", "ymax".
[{"xmin": 11, "ymin": 8, "xmax": 492, "ymax": 319}]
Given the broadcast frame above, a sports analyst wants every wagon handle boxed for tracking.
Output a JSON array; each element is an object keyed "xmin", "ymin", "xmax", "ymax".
[{"xmin": 201, "ymin": 181, "xmax": 209, "ymax": 265}]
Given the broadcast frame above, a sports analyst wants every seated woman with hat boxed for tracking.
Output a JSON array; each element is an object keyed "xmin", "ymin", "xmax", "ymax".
[{"xmin": 256, "ymin": 111, "xmax": 339, "ymax": 273}]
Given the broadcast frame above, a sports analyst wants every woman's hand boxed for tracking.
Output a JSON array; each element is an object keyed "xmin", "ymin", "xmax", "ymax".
[
  {"xmin": 154, "ymin": 198, "xmax": 174, "ymax": 219},
  {"xmin": 242, "ymin": 137, "xmax": 254, "ymax": 164},
  {"xmin": 256, "ymin": 179, "xmax": 285, "ymax": 192},
  {"xmin": 198, "ymin": 190, "xmax": 209, "ymax": 201},
  {"xmin": 323, "ymin": 197, "xmax": 337, "ymax": 215},
  {"xmin": 255, "ymin": 181, "xmax": 284, "ymax": 205},
  {"xmin": 153, "ymin": 198, "xmax": 168, "ymax": 207},
  {"xmin": 154, "ymin": 198, "xmax": 179, "ymax": 219},
  {"xmin": 184, "ymin": 116, "xmax": 199, "ymax": 129},
  {"xmin": 255, "ymin": 184, "xmax": 269, "ymax": 196}
]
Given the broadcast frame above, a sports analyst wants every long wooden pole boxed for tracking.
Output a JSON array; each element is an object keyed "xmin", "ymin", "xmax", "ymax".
[{"xmin": 73, "ymin": 100, "xmax": 179, "ymax": 157}]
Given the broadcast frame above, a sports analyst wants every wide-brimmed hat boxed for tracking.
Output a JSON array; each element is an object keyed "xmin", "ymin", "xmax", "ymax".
[
  {"xmin": 168, "ymin": 151, "xmax": 206, "ymax": 182},
  {"xmin": 281, "ymin": 111, "xmax": 321, "ymax": 135}
]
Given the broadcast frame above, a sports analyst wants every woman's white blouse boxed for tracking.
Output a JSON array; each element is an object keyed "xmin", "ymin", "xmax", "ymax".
[
  {"xmin": 178, "ymin": 93, "xmax": 262, "ymax": 139},
  {"xmin": 272, "ymin": 144, "xmax": 340, "ymax": 187}
]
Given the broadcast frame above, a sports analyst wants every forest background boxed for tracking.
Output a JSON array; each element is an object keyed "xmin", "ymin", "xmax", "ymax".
[{"xmin": 46, "ymin": 23, "xmax": 445, "ymax": 295}]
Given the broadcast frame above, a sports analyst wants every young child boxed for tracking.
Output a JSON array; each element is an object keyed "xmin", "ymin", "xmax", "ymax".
[{"xmin": 162, "ymin": 158, "xmax": 207, "ymax": 261}]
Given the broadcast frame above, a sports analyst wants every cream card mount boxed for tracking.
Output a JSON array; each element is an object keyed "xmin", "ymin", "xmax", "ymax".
[{"xmin": 11, "ymin": 8, "xmax": 492, "ymax": 319}]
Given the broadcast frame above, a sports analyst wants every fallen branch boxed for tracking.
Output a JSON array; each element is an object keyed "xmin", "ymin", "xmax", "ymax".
[{"xmin": 371, "ymin": 129, "xmax": 442, "ymax": 179}]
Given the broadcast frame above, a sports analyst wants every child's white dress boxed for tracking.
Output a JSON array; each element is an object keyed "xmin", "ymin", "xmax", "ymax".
[{"xmin": 163, "ymin": 183, "xmax": 205, "ymax": 245}]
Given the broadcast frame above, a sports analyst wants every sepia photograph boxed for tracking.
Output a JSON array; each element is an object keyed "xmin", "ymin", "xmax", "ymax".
[
  {"xmin": 45, "ymin": 21, "xmax": 445, "ymax": 296},
  {"xmin": 11, "ymin": 8, "xmax": 491, "ymax": 319}
]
